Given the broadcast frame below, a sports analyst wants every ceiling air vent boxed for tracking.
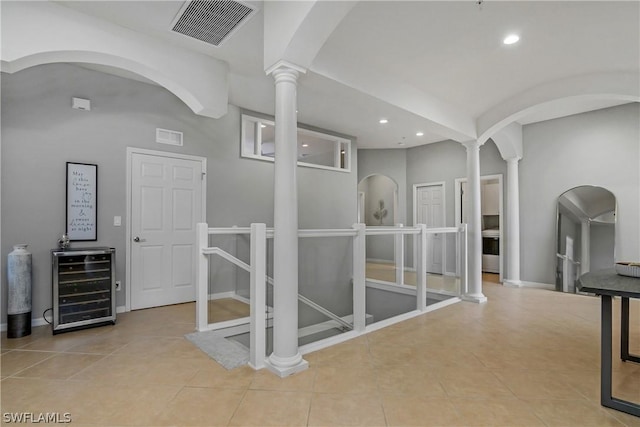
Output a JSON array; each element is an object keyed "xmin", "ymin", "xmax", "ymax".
[{"xmin": 171, "ymin": 0, "xmax": 256, "ymax": 47}]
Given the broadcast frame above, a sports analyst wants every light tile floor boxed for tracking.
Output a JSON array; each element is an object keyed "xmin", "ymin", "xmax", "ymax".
[{"xmin": 2, "ymin": 282, "xmax": 639, "ymax": 426}]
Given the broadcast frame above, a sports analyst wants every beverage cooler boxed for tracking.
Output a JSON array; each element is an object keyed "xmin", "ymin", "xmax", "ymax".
[{"xmin": 52, "ymin": 247, "xmax": 116, "ymax": 334}]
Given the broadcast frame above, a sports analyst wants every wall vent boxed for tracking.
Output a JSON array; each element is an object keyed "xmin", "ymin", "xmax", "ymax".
[
  {"xmin": 170, "ymin": 0, "xmax": 256, "ymax": 47},
  {"xmin": 156, "ymin": 128, "xmax": 184, "ymax": 146}
]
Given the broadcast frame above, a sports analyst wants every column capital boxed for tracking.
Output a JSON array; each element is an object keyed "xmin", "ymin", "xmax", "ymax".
[
  {"xmin": 460, "ymin": 140, "xmax": 485, "ymax": 150},
  {"xmin": 505, "ymin": 156, "xmax": 522, "ymax": 164},
  {"xmin": 265, "ymin": 60, "xmax": 307, "ymax": 78}
]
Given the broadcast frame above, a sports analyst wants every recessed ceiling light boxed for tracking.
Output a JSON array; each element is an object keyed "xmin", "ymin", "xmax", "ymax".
[
  {"xmin": 260, "ymin": 124, "xmax": 266, "ymax": 128},
  {"xmin": 503, "ymin": 34, "xmax": 520, "ymax": 45},
  {"xmin": 397, "ymin": 141, "xmax": 405, "ymax": 146},
  {"xmin": 416, "ymin": 132, "xmax": 424, "ymax": 136},
  {"xmin": 379, "ymin": 118, "xmax": 389, "ymax": 124},
  {"xmin": 302, "ymin": 143, "xmax": 309, "ymax": 147}
]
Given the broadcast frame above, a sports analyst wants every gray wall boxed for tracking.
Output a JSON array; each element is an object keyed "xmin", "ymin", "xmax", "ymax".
[
  {"xmin": 357, "ymin": 149, "xmax": 407, "ymax": 224},
  {"xmin": 357, "ymin": 150, "xmax": 406, "ymax": 263},
  {"xmin": 521, "ymin": 103, "xmax": 640, "ymax": 284},
  {"xmin": 406, "ymin": 139, "xmax": 507, "ymax": 227},
  {"xmin": 1, "ymin": 63, "xmax": 357, "ymax": 325},
  {"xmin": 406, "ymin": 139, "xmax": 507, "ymax": 274},
  {"xmin": 362, "ymin": 174, "xmax": 396, "ymax": 227},
  {"xmin": 358, "ymin": 140, "xmax": 507, "ymax": 274}
]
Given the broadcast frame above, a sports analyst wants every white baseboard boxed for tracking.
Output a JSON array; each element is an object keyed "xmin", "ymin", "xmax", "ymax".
[
  {"xmin": 208, "ymin": 291, "xmax": 237, "ymax": 300},
  {"xmin": 300, "ymin": 330, "xmax": 361, "ymax": 355},
  {"xmin": 502, "ymin": 279, "xmax": 522, "ymax": 288},
  {"xmin": 366, "ymin": 258, "xmax": 394, "ymax": 264},
  {"xmin": 208, "ymin": 291, "xmax": 251, "ymax": 304},
  {"xmin": 425, "ymin": 297, "xmax": 462, "ymax": 312},
  {"xmin": 426, "ymin": 288, "xmax": 458, "ymax": 300},
  {"xmin": 116, "ymin": 306, "xmax": 127, "ymax": 314},
  {"xmin": 299, "ymin": 296, "xmax": 463, "ymax": 355},
  {"xmin": 365, "ymin": 279, "xmax": 416, "ymax": 296},
  {"xmin": 297, "ymin": 314, "xmax": 373, "ymax": 338},
  {"xmin": 519, "ymin": 281, "xmax": 555, "ymax": 290},
  {"xmin": 232, "ymin": 294, "xmax": 251, "ymax": 305}
]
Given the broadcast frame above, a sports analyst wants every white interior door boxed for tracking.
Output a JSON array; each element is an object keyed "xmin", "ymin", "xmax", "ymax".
[
  {"xmin": 416, "ymin": 184, "xmax": 444, "ymax": 274},
  {"xmin": 130, "ymin": 152, "xmax": 204, "ymax": 310}
]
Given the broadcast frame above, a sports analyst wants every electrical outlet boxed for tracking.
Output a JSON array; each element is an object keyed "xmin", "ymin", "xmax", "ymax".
[{"xmin": 115, "ymin": 280, "xmax": 121, "ymax": 291}]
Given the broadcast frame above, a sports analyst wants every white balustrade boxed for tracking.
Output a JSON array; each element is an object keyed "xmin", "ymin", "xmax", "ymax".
[{"xmin": 195, "ymin": 222, "xmax": 468, "ymax": 373}]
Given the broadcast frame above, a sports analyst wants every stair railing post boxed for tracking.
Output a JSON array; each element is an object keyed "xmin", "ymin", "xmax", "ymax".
[
  {"xmin": 250, "ymin": 223, "xmax": 267, "ymax": 369},
  {"xmin": 417, "ymin": 224, "xmax": 427, "ymax": 311},
  {"xmin": 394, "ymin": 223, "xmax": 404, "ymax": 286},
  {"xmin": 196, "ymin": 222, "xmax": 209, "ymax": 332},
  {"xmin": 461, "ymin": 223, "xmax": 468, "ymax": 296},
  {"xmin": 352, "ymin": 223, "xmax": 366, "ymax": 332}
]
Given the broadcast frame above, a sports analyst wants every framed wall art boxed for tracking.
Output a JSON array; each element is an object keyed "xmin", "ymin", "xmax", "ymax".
[{"xmin": 66, "ymin": 162, "xmax": 97, "ymax": 241}]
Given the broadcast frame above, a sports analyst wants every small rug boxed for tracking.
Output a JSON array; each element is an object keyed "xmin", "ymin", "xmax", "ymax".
[{"xmin": 185, "ymin": 331, "xmax": 249, "ymax": 370}]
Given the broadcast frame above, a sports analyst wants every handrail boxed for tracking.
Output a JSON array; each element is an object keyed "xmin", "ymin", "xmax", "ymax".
[
  {"xmin": 297, "ymin": 294, "xmax": 353, "ymax": 330},
  {"xmin": 556, "ymin": 253, "xmax": 581, "ymax": 265},
  {"xmin": 205, "ymin": 246, "xmax": 353, "ymax": 331},
  {"xmin": 366, "ymin": 226, "xmax": 420, "ymax": 235},
  {"xmin": 298, "ymin": 229, "xmax": 358, "ymax": 238},
  {"xmin": 365, "ymin": 226, "xmax": 460, "ymax": 236},
  {"xmin": 208, "ymin": 225, "xmax": 459, "ymax": 238},
  {"xmin": 208, "ymin": 227, "xmax": 252, "ymax": 235},
  {"xmin": 203, "ymin": 247, "xmax": 250, "ymax": 271}
]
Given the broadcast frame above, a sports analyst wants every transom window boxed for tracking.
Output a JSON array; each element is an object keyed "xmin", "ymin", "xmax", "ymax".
[{"xmin": 241, "ymin": 113, "xmax": 351, "ymax": 172}]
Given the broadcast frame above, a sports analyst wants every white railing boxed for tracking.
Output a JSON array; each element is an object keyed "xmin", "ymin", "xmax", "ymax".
[
  {"xmin": 196, "ymin": 222, "xmax": 468, "ymax": 370},
  {"xmin": 364, "ymin": 223, "xmax": 468, "ymax": 296}
]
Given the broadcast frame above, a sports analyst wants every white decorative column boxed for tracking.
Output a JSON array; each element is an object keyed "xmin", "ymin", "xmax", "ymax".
[
  {"xmin": 265, "ymin": 61, "xmax": 308, "ymax": 377},
  {"xmin": 504, "ymin": 157, "xmax": 522, "ymax": 287},
  {"xmin": 461, "ymin": 140, "xmax": 487, "ymax": 303}
]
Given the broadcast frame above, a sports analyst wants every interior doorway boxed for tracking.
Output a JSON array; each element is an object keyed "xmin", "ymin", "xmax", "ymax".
[
  {"xmin": 454, "ymin": 174, "xmax": 504, "ymax": 282},
  {"xmin": 413, "ymin": 182, "xmax": 445, "ymax": 274},
  {"xmin": 126, "ymin": 148, "xmax": 207, "ymax": 311}
]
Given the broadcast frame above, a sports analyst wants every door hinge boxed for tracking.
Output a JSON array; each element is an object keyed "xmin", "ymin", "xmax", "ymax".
[{"xmin": 201, "ymin": 172, "xmax": 206, "ymax": 180}]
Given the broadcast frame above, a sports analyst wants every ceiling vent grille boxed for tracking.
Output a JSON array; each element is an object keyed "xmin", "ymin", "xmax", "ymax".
[{"xmin": 171, "ymin": 0, "xmax": 256, "ymax": 47}]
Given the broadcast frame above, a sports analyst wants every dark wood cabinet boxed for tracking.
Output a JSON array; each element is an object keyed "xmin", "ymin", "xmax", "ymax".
[{"xmin": 52, "ymin": 248, "xmax": 116, "ymax": 334}]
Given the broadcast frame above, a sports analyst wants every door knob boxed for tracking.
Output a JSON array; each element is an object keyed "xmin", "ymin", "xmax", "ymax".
[{"xmin": 133, "ymin": 236, "xmax": 141, "ymax": 242}]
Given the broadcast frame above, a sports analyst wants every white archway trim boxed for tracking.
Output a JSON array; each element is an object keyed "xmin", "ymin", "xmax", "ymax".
[
  {"xmin": 0, "ymin": 1, "xmax": 229, "ymax": 119},
  {"xmin": 358, "ymin": 173, "xmax": 400, "ymax": 225},
  {"xmin": 264, "ymin": 1, "xmax": 356, "ymax": 72},
  {"xmin": 477, "ymin": 72, "xmax": 640, "ymax": 144},
  {"xmin": 491, "ymin": 122, "xmax": 523, "ymax": 161}
]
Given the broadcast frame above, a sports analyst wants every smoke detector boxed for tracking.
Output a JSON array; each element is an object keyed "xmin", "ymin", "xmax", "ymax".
[{"xmin": 170, "ymin": 0, "xmax": 256, "ymax": 47}]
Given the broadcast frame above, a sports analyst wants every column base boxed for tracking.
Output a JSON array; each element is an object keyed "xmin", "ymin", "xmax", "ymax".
[
  {"xmin": 503, "ymin": 279, "xmax": 522, "ymax": 288},
  {"xmin": 265, "ymin": 353, "xmax": 309, "ymax": 378},
  {"xmin": 462, "ymin": 294, "xmax": 488, "ymax": 304}
]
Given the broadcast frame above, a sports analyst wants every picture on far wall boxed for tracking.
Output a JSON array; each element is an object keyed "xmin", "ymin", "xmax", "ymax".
[{"xmin": 66, "ymin": 162, "xmax": 97, "ymax": 241}]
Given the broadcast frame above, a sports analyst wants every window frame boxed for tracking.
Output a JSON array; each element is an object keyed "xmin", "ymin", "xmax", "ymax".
[{"xmin": 240, "ymin": 113, "xmax": 352, "ymax": 173}]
